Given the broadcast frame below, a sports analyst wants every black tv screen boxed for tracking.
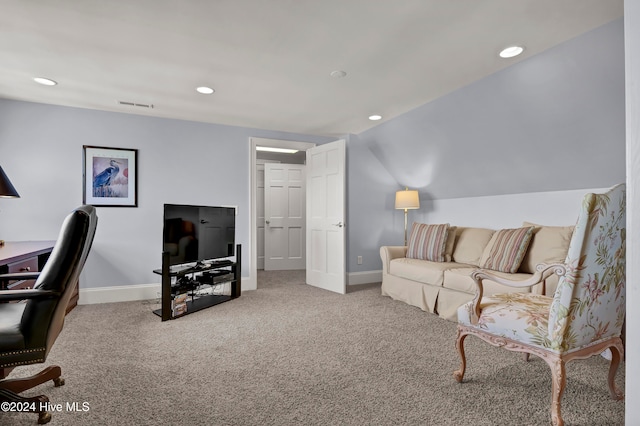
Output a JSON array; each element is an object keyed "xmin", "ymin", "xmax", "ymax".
[{"xmin": 163, "ymin": 204, "xmax": 235, "ymax": 267}]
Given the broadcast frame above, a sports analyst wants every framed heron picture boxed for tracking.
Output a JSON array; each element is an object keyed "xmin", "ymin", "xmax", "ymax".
[{"xmin": 83, "ymin": 146, "xmax": 138, "ymax": 207}]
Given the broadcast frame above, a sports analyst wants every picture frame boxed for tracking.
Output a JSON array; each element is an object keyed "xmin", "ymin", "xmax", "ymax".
[{"xmin": 83, "ymin": 145, "xmax": 138, "ymax": 207}]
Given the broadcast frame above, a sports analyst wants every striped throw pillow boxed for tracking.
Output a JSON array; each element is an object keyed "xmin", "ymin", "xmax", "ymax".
[
  {"xmin": 406, "ymin": 223, "xmax": 450, "ymax": 262},
  {"xmin": 480, "ymin": 227, "xmax": 535, "ymax": 273}
]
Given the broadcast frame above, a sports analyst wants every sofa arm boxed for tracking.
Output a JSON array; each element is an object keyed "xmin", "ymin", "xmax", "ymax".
[{"xmin": 380, "ymin": 246, "xmax": 407, "ymax": 274}]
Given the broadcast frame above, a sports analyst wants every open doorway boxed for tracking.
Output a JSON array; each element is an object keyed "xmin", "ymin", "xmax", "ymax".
[{"xmin": 249, "ymin": 138, "xmax": 316, "ymax": 291}]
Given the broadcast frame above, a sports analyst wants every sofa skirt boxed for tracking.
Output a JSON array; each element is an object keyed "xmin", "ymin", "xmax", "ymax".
[
  {"xmin": 435, "ymin": 287, "xmax": 475, "ymax": 321},
  {"xmin": 381, "ymin": 273, "xmax": 439, "ymax": 314}
]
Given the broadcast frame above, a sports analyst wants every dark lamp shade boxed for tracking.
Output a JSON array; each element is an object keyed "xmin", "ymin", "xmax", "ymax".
[{"xmin": 0, "ymin": 166, "xmax": 20, "ymax": 198}]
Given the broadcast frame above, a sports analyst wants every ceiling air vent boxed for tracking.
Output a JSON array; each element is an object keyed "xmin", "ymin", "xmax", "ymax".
[{"xmin": 118, "ymin": 100, "xmax": 154, "ymax": 109}]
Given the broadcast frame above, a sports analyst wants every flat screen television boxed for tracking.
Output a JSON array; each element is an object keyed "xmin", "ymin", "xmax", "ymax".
[{"xmin": 162, "ymin": 204, "xmax": 235, "ymax": 268}]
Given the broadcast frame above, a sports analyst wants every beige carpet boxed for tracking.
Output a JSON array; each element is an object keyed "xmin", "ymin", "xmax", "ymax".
[{"xmin": 2, "ymin": 270, "xmax": 625, "ymax": 425}]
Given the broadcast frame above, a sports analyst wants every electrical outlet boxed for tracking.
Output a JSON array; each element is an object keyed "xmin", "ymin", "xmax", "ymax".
[{"xmin": 357, "ymin": 256, "xmax": 363, "ymax": 265}]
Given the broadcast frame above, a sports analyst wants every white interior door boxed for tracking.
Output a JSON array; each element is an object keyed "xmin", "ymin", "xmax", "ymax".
[
  {"xmin": 306, "ymin": 139, "xmax": 346, "ymax": 294},
  {"xmin": 264, "ymin": 163, "xmax": 306, "ymax": 270}
]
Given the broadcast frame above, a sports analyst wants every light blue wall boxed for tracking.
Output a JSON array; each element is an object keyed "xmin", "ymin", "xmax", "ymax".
[
  {"xmin": 347, "ymin": 18, "xmax": 625, "ymax": 273},
  {"xmin": 0, "ymin": 100, "xmax": 332, "ymax": 288},
  {"xmin": 0, "ymin": 19, "xmax": 626, "ymax": 284}
]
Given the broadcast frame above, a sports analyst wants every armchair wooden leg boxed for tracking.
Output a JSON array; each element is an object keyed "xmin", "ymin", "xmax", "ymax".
[
  {"xmin": 546, "ymin": 355, "xmax": 567, "ymax": 426},
  {"xmin": 453, "ymin": 327, "xmax": 468, "ymax": 383},
  {"xmin": 0, "ymin": 366, "xmax": 63, "ymax": 394},
  {"xmin": 607, "ymin": 340, "xmax": 625, "ymax": 401}
]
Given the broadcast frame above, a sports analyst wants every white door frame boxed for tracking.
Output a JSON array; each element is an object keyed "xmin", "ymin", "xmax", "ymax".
[{"xmin": 249, "ymin": 137, "xmax": 316, "ymax": 290}]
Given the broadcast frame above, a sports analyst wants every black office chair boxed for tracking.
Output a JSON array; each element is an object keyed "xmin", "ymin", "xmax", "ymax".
[{"xmin": 0, "ymin": 205, "xmax": 98, "ymax": 424}]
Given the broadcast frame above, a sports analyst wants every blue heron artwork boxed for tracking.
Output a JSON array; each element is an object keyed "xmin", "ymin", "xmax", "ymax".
[{"xmin": 92, "ymin": 157, "xmax": 129, "ymax": 198}]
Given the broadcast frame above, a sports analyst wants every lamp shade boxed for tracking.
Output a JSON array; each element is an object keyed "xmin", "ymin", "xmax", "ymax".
[
  {"xmin": 395, "ymin": 188, "xmax": 419, "ymax": 210},
  {"xmin": 0, "ymin": 166, "xmax": 20, "ymax": 198}
]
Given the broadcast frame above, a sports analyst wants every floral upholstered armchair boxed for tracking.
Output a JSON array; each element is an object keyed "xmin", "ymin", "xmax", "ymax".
[{"xmin": 454, "ymin": 184, "xmax": 626, "ymax": 426}]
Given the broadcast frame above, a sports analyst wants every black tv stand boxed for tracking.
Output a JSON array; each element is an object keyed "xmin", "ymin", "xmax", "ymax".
[{"xmin": 152, "ymin": 244, "xmax": 241, "ymax": 321}]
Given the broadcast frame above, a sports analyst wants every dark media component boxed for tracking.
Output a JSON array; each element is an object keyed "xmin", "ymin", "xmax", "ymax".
[
  {"xmin": 154, "ymin": 203, "xmax": 241, "ymax": 321},
  {"xmin": 162, "ymin": 204, "xmax": 236, "ymax": 269}
]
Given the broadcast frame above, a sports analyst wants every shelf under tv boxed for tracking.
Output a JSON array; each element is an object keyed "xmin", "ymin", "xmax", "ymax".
[
  {"xmin": 152, "ymin": 244, "xmax": 241, "ymax": 321},
  {"xmin": 152, "ymin": 259, "xmax": 235, "ymax": 277},
  {"xmin": 152, "ymin": 294, "xmax": 233, "ymax": 318}
]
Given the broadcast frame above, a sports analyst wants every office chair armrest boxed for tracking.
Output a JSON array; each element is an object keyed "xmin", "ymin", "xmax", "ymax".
[
  {"xmin": 0, "ymin": 271, "xmax": 41, "ymax": 281},
  {"xmin": 0, "ymin": 288, "xmax": 60, "ymax": 301}
]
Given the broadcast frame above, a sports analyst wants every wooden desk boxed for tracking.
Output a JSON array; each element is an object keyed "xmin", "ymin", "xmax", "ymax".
[{"xmin": 0, "ymin": 241, "xmax": 79, "ymax": 312}]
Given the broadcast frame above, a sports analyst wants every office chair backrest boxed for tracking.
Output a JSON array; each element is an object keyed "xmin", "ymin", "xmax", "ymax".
[{"xmin": 21, "ymin": 205, "xmax": 98, "ymax": 354}]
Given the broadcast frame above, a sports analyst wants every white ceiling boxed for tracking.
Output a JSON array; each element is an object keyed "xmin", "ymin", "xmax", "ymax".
[{"xmin": 0, "ymin": 0, "xmax": 623, "ymax": 137}]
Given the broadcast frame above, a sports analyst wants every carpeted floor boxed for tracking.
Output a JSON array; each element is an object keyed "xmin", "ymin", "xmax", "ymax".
[{"xmin": 2, "ymin": 270, "xmax": 625, "ymax": 425}]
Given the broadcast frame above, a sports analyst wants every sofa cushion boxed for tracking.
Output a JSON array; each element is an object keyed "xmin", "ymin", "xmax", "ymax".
[
  {"xmin": 451, "ymin": 227, "xmax": 495, "ymax": 266},
  {"xmin": 443, "ymin": 226, "xmax": 457, "ymax": 262},
  {"xmin": 479, "ymin": 227, "xmax": 535, "ymax": 273},
  {"xmin": 389, "ymin": 258, "xmax": 471, "ymax": 286},
  {"xmin": 443, "ymin": 267, "xmax": 534, "ymax": 295},
  {"xmin": 406, "ymin": 223, "xmax": 450, "ymax": 262},
  {"xmin": 519, "ymin": 222, "xmax": 574, "ymax": 274}
]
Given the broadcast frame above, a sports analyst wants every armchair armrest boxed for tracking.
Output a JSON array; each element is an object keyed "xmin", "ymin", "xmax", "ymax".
[
  {"xmin": 0, "ymin": 288, "xmax": 60, "ymax": 302},
  {"xmin": 0, "ymin": 272, "xmax": 41, "ymax": 282},
  {"xmin": 380, "ymin": 246, "xmax": 407, "ymax": 274},
  {"xmin": 467, "ymin": 263, "xmax": 567, "ymax": 325}
]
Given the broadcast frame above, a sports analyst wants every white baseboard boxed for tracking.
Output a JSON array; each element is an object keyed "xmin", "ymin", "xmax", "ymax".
[
  {"xmin": 348, "ymin": 270, "xmax": 382, "ymax": 285},
  {"xmin": 78, "ymin": 273, "xmax": 378, "ymax": 305},
  {"xmin": 78, "ymin": 276, "xmax": 252, "ymax": 305},
  {"xmin": 79, "ymin": 283, "xmax": 161, "ymax": 305}
]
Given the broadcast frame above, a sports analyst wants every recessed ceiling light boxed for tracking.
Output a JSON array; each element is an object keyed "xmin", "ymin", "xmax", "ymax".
[
  {"xmin": 33, "ymin": 77, "xmax": 57, "ymax": 86},
  {"xmin": 499, "ymin": 46, "xmax": 524, "ymax": 58},
  {"xmin": 330, "ymin": 70, "xmax": 347, "ymax": 78},
  {"xmin": 369, "ymin": 115, "xmax": 382, "ymax": 121},
  {"xmin": 256, "ymin": 146, "xmax": 299, "ymax": 154},
  {"xmin": 196, "ymin": 86, "xmax": 215, "ymax": 94}
]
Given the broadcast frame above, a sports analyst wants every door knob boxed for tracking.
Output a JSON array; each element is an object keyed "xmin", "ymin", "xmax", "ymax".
[
  {"xmin": 265, "ymin": 220, "xmax": 270, "ymax": 225},
  {"xmin": 333, "ymin": 222, "xmax": 344, "ymax": 228}
]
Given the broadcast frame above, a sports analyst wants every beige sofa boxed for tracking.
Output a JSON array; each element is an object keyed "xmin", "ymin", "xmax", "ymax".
[{"xmin": 380, "ymin": 223, "xmax": 574, "ymax": 321}]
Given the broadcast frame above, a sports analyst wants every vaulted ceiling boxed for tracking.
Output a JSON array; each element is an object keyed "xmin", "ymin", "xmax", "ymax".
[{"xmin": 0, "ymin": 0, "xmax": 623, "ymax": 137}]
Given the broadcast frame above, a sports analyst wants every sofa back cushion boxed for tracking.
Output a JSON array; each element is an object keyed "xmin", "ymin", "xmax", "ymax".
[
  {"xmin": 479, "ymin": 226, "xmax": 535, "ymax": 273},
  {"xmin": 451, "ymin": 227, "xmax": 495, "ymax": 266},
  {"xmin": 518, "ymin": 222, "xmax": 574, "ymax": 274},
  {"xmin": 406, "ymin": 223, "xmax": 450, "ymax": 262},
  {"xmin": 443, "ymin": 226, "xmax": 457, "ymax": 262}
]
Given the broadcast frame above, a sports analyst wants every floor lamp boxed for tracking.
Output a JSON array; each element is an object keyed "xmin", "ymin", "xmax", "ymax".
[{"xmin": 395, "ymin": 187, "xmax": 420, "ymax": 246}]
